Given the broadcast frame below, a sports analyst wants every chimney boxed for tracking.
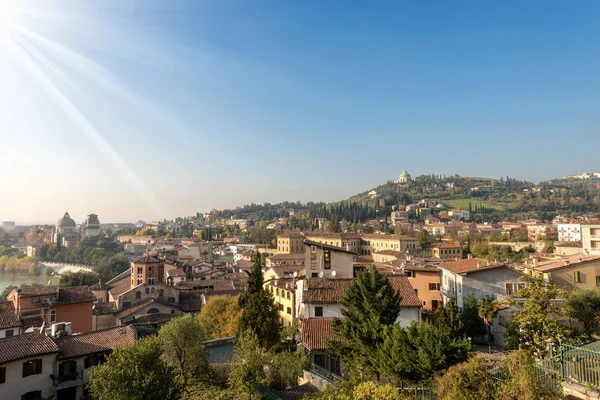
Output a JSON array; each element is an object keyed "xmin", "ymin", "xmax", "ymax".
[{"xmin": 468, "ymin": 254, "xmax": 473, "ymax": 259}]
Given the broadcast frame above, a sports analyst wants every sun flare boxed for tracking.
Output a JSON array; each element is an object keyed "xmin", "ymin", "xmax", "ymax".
[{"xmin": 0, "ymin": 0, "xmax": 23, "ymax": 33}]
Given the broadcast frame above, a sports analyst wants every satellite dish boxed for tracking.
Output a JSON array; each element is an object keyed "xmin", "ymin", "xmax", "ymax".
[
  {"xmin": 331, "ymin": 270, "xmax": 336, "ymax": 277},
  {"xmin": 318, "ymin": 271, "xmax": 324, "ymax": 278},
  {"xmin": 293, "ymin": 271, "xmax": 298, "ymax": 278}
]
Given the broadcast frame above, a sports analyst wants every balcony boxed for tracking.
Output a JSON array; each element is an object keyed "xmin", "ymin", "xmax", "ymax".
[
  {"xmin": 441, "ymin": 286, "xmax": 456, "ymax": 299},
  {"xmin": 307, "ymin": 362, "xmax": 343, "ymax": 384},
  {"xmin": 54, "ymin": 366, "xmax": 83, "ymax": 390}
]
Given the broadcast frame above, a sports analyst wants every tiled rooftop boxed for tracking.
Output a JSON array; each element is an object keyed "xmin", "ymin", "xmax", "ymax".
[
  {"xmin": 0, "ymin": 332, "xmax": 59, "ymax": 364},
  {"xmin": 56, "ymin": 325, "xmax": 136, "ymax": 360},
  {"xmin": 57, "ymin": 286, "xmax": 96, "ymax": 305},
  {"xmin": 300, "ymin": 318, "xmax": 337, "ymax": 351},
  {"xmin": 0, "ymin": 301, "xmax": 20, "ymax": 329},
  {"xmin": 438, "ymin": 258, "xmax": 505, "ymax": 275}
]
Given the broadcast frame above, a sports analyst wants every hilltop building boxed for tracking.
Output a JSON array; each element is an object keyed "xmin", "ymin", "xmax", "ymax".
[
  {"xmin": 395, "ymin": 170, "xmax": 411, "ymax": 184},
  {"xmin": 83, "ymin": 213, "xmax": 101, "ymax": 238}
]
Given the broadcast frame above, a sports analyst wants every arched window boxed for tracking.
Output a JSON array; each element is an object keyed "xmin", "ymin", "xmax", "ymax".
[
  {"xmin": 135, "ymin": 291, "xmax": 141, "ymax": 299},
  {"xmin": 147, "ymin": 308, "xmax": 159, "ymax": 314},
  {"xmin": 158, "ymin": 289, "xmax": 164, "ymax": 297},
  {"xmin": 145, "ymin": 287, "xmax": 150, "ymax": 295}
]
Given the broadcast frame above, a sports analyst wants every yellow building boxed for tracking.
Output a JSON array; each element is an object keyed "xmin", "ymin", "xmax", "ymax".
[
  {"xmin": 304, "ymin": 233, "xmax": 361, "ymax": 254},
  {"xmin": 265, "ymin": 279, "xmax": 296, "ymax": 327},
  {"xmin": 532, "ymin": 255, "xmax": 600, "ymax": 290},
  {"xmin": 360, "ymin": 234, "xmax": 420, "ymax": 256},
  {"xmin": 430, "ymin": 243, "xmax": 463, "ymax": 259},
  {"xmin": 276, "ymin": 232, "xmax": 305, "ymax": 254}
]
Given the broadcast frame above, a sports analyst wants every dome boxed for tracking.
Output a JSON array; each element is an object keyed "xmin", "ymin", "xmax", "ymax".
[
  {"xmin": 400, "ymin": 170, "xmax": 410, "ymax": 177},
  {"xmin": 57, "ymin": 212, "xmax": 76, "ymax": 227}
]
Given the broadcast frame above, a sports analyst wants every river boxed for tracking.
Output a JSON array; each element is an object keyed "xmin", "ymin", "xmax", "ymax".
[{"xmin": 0, "ymin": 273, "xmax": 61, "ymax": 294}]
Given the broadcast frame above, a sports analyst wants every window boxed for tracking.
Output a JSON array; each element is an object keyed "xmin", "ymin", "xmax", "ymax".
[
  {"xmin": 135, "ymin": 291, "xmax": 141, "ymax": 299},
  {"xmin": 22, "ymin": 359, "xmax": 42, "ymax": 377},
  {"xmin": 167, "ymin": 297, "xmax": 175, "ymax": 304},
  {"xmin": 406, "ymin": 271, "xmax": 415, "ymax": 278},
  {"xmin": 596, "ymin": 276, "xmax": 600, "ymax": 287},
  {"xmin": 149, "ymin": 266, "xmax": 154, "ymax": 274},
  {"xmin": 311, "ymin": 272, "xmax": 318, "ymax": 278},
  {"xmin": 287, "ymin": 307, "xmax": 292, "ymax": 315},
  {"xmin": 5, "ymin": 329, "xmax": 14, "ymax": 337},
  {"xmin": 50, "ymin": 310, "xmax": 56, "ymax": 323},
  {"xmin": 517, "ymin": 282, "xmax": 526, "ymax": 291},
  {"xmin": 574, "ymin": 271, "xmax": 581, "ymax": 283},
  {"xmin": 145, "ymin": 287, "xmax": 150, "ymax": 294},
  {"xmin": 315, "ymin": 306, "xmax": 323, "ymax": 317},
  {"xmin": 0, "ymin": 367, "xmax": 5, "ymax": 384},
  {"xmin": 458, "ymin": 283, "xmax": 462, "ymax": 293},
  {"xmin": 279, "ymin": 304, "xmax": 284, "ymax": 311},
  {"xmin": 32, "ymin": 296, "xmax": 40, "ymax": 304},
  {"xmin": 84, "ymin": 355, "xmax": 106, "ymax": 369},
  {"xmin": 171, "ymin": 310, "xmax": 175, "ymax": 314},
  {"xmin": 505, "ymin": 283, "xmax": 514, "ymax": 296},
  {"xmin": 148, "ymin": 278, "xmax": 155, "ymax": 285},
  {"xmin": 276, "ymin": 289, "xmax": 279, "ymax": 296},
  {"xmin": 429, "ymin": 283, "xmax": 440, "ymax": 291},
  {"xmin": 123, "ymin": 302, "xmax": 131, "ymax": 309},
  {"xmin": 287, "ymin": 292, "xmax": 291, "ymax": 300},
  {"xmin": 431, "ymin": 300, "xmax": 439, "ymax": 309},
  {"xmin": 137, "ymin": 266, "xmax": 143, "ymax": 274},
  {"xmin": 21, "ymin": 391, "xmax": 42, "ymax": 400},
  {"xmin": 414, "ymin": 289, "xmax": 418, "ymax": 296}
]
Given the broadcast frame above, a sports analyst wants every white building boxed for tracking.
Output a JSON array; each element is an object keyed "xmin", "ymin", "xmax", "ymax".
[
  {"xmin": 557, "ymin": 223, "xmax": 582, "ymax": 242},
  {"xmin": 83, "ymin": 213, "xmax": 101, "ymax": 238},
  {"xmin": 395, "ymin": 170, "xmax": 411, "ymax": 184},
  {"xmin": 582, "ymin": 221, "xmax": 600, "ymax": 255},
  {"xmin": 448, "ymin": 209, "xmax": 471, "ymax": 221}
]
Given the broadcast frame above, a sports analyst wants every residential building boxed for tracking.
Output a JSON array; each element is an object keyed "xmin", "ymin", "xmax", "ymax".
[
  {"xmin": 430, "ymin": 242, "xmax": 463, "ymax": 259},
  {"xmin": 438, "ymin": 258, "xmax": 523, "ymax": 309},
  {"xmin": 359, "ymin": 234, "xmax": 420, "ymax": 256},
  {"xmin": 303, "ymin": 240, "xmax": 355, "ymax": 279},
  {"xmin": 6, "ymin": 286, "xmax": 96, "ymax": 334},
  {"xmin": 52, "ymin": 325, "xmax": 136, "ymax": 400},
  {"xmin": 265, "ymin": 253, "xmax": 306, "ymax": 268},
  {"xmin": 558, "ymin": 222, "xmax": 582, "ymax": 242},
  {"xmin": 526, "ymin": 224, "xmax": 558, "ymax": 241},
  {"xmin": 304, "ymin": 233, "xmax": 361, "ymax": 254},
  {"xmin": 396, "ymin": 263, "xmax": 441, "ymax": 311},
  {"xmin": 372, "ymin": 250, "xmax": 404, "ymax": 263},
  {"xmin": 0, "ymin": 333, "xmax": 59, "ymax": 400},
  {"xmin": 265, "ymin": 279, "xmax": 296, "ymax": 327},
  {"xmin": 582, "ymin": 221, "xmax": 600, "ymax": 255},
  {"xmin": 447, "ymin": 209, "xmax": 471, "ymax": 221},
  {"xmin": 554, "ymin": 241, "xmax": 583, "ymax": 256},
  {"xmin": 0, "ymin": 301, "xmax": 21, "ymax": 338},
  {"xmin": 531, "ymin": 255, "xmax": 600, "ymax": 290},
  {"xmin": 277, "ymin": 232, "xmax": 305, "ymax": 254}
]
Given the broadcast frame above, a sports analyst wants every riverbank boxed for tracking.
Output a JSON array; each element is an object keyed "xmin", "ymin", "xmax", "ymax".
[{"xmin": 0, "ymin": 273, "xmax": 60, "ymax": 294}]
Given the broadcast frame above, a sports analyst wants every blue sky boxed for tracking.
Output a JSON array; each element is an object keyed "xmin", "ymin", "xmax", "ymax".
[{"xmin": 1, "ymin": 0, "xmax": 600, "ymax": 223}]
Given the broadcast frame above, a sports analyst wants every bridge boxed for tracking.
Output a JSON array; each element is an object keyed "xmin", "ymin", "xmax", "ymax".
[{"xmin": 40, "ymin": 262, "xmax": 96, "ymax": 275}]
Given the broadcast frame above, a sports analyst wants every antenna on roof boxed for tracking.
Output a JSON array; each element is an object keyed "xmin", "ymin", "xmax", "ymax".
[
  {"xmin": 318, "ymin": 271, "xmax": 324, "ymax": 278},
  {"xmin": 292, "ymin": 271, "xmax": 298, "ymax": 278},
  {"xmin": 331, "ymin": 270, "xmax": 336, "ymax": 277}
]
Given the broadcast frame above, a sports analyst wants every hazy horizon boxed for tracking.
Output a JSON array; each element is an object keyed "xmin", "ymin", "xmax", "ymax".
[{"xmin": 2, "ymin": 1, "xmax": 600, "ymax": 224}]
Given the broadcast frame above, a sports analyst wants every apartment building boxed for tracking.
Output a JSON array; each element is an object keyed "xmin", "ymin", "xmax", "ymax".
[
  {"xmin": 277, "ymin": 232, "xmax": 305, "ymax": 254},
  {"xmin": 557, "ymin": 222, "xmax": 582, "ymax": 242},
  {"xmin": 582, "ymin": 221, "xmax": 600, "ymax": 255}
]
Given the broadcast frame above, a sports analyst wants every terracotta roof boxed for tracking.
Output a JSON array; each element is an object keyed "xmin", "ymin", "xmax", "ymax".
[
  {"xmin": 89, "ymin": 281, "xmax": 106, "ymax": 290},
  {"xmin": 361, "ymin": 234, "xmax": 417, "ymax": 241},
  {"xmin": 0, "ymin": 332, "xmax": 59, "ymax": 363},
  {"xmin": 305, "ymin": 233, "xmax": 360, "ymax": 240},
  {"xmin": 276, "ymin": 383, "xmax": 320, "ymax": 400},
  {"xmin": 56, "ymin": 325, "xmax": 136, "ymax": 360},
  {"xmin": 21, "ymin": 315, "xmax": 44, "ymax": 329},
  {"xmin": 269, "ymin": 265, "xmax": 304, "ymax": 278},
  {"xmin": 430, "ymin": 242, "xmax": 462, "ymax": 249},
  {"xmin": 303, "ymin": 240, "xmax": 356, "ymax": 254},
  {"xmin": 56, "ymin": 286, "xmax": 96, "ymax": 305},
  {"xmin": 373, "ymin": 250, "xmax": 404, "ymax": 256},
  {"xmin": 108, "ymin": 277, "xmax": 131, "ymax": 299},
  {"xmin": 278, "ymin": 232, "xmax": 305, "ymax": 238},
  {"xmin": 534, "ymin": 255, "xmax": 600, "ymax": 273},
  {"xmin": 268, "ymin": 253, "xmax": 305, "ymax": 261},
  {"xmin": 93, "ymin": 301, "xmax": 117, "ymax": 315},
  {"xmin": 166, "ymin": 268, "xmax": 187, "ymax": 277},
  {"xmin": 0, "ymin": 301, "xmax": 20, "ymax": 329},
  {"xmin": 554, "ymin": 241, "xmax": 583, "ymax": 248},
  {"xmin": 581, "ymin": 220, "xmax": 600, "ymax": 226},
  {"xmin": 129, "ymin": 313, "xmax": 174, "ymax": 326},
  {"xmin": 17, "ymin": 285, "xmax": 57, "ymax": 297},
  {"xmin": 300, "ymin": 318, "xmax": 338, "ymax": 351},
  {"xmin": 438, "ymin": 258, "xmax": 505, "ymax": 275},
  {"xmin": 116, "ymin": 298, "xmax": 180, "ymax": 319},
  {"xmin": 303, "ymin": 275, "xmax": 421, "ymax": 308},
  {"xmin": 132, "ymin": 255, "xmax": 162, "ymax": 264}
]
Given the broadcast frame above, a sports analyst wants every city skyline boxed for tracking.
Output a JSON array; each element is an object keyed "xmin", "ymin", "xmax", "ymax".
[{"xmin": 2, "ymin": 1, "xmax": 600, "ymax": 223}]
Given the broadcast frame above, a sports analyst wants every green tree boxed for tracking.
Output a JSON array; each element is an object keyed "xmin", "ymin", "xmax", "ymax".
[
  {"xmin": 495, "ymin": 350, "xmax": 558, "ymax": 400},
  {"xmin": 88, "ymin": 336, "xmax": 178, "ymax": 400},
  {"xmin": 434, "ymin": 356, "xmax": 495, "ymax": 400},
  {"xmin": 198, "ymin": 295, "xmax": 241, "ymax": 339},
  {"xmin": 238, "ymin": 252, "xmax": 264, "ymax": 307},
  {"xmin": 0, "ymin": 284, "xmax": 18, "ymax": 300},
  {"xmin": 59, "ymin": 270, "xmax": 99, "ymax": 287},
  {"xmin": 158, "ymin": 314, "xmax": 208, "ymax": 385},
  {"xmin": 506, "ymin": 276, "xmax": 574, "ymax": 358},
  {"xmin": 352, "ymin": 381, "xmax": 402, "ymax": 400},
  {"xmin": 238, "ymin": 289, "xmax": 281, "ymax": 349},
  {"xmin": 376, "ymin": 321, "xmax": 471, "ymax": 384},
  {"xmin": 268, "ymin": 349, "xmax": 308, "ymax": 390},
  {"xmin": 462, "ymin": 294, "xmax": 486, "ymax": 339},
  {"xmin": 229, "ymin": 331, "xmax": 270, "ymax": 399},
  {"xmin": 478, "ymin": 296, "xmax": 498, "ymax": 353},
  {"xmin": 433, "ymin": 298, "xmax": 464, "ymax": 340},
  {"xmin": 419, "ymin": 229, "xmax": 432, "ymax": 246},
  {"xmin": 328, "ymin": 266, "xmax": 401, "ymax": 378},
  {"xmin": 565, "ymin": 288, "xmax": 600, "ymax": 339}
]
